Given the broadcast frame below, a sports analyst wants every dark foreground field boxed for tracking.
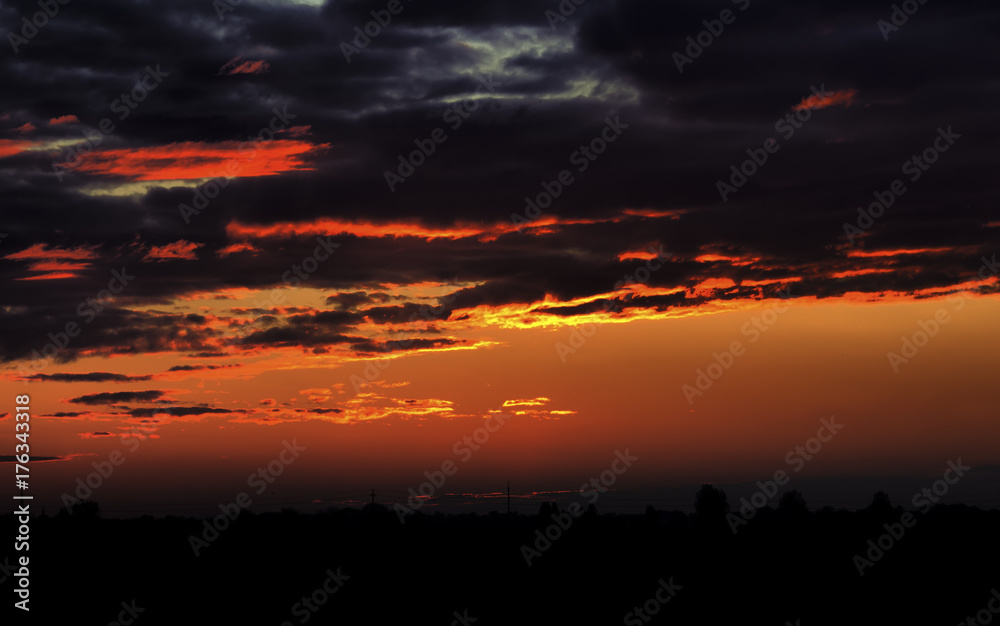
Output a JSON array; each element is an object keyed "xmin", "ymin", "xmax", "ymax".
[{"xmin": 4, "ymin": 490, "xmax": 998, "ymax": 625}]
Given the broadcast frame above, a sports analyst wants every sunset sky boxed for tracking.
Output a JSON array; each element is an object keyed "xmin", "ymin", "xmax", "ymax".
[{"xmin": 2, "ymin": 0, "xmax": 998, "ymax": 516}]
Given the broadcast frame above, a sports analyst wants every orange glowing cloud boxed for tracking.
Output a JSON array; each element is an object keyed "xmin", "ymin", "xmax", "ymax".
[
  {"xmin": 226, "ymin": 212, "xmax": 644, "ymax": 244},
  {"xmin": 5, "ymin": 243, "xmax": 97, "ymax": 261},
  {"xmin": 14, "ymin": 122, "xmax": 36, "ymax": 134},
  {"xmin": 21, "ymin": 260, "xmax": 92, "ymax": 273},
  {"xmin": 299, "ymin": 388, "xmax": 334, "ymax": 403},
  {"xmin": 831, "ymin": 268, "xmax": 894, "ymax": 279},
  {"xmin": 227, "ymin": 218, "xmax": 487, "ymax": 242},
  {"xmin": 143, "ymin": 240, "xmax": 203, "ymax": 262},
  {"xmin": 618, "ymin": 249, "xmax": 662, "ymax": 262},
  {"xmin": 493, "ymin": 397, "xmax": 575, "ymax": 420},
  {"xmin": 503, "ymin": 397, "xmax": 550, "ymax": 408},
  {"xmin": 5, "ymin": 244, "xmax": 98, "ymax": 280},
  {"xmin": 329, "ymin": 392, "xmax": 466, "ymax": 424},
  {"xmin": 218, "ymin": 241, "xmax": 261, "ymax": 257},
  {"xmin": 224, "ymin": 207, "xmax": 679, "ymax": 244},
  {"xmin": 0, "ymin": 139, "xmax": 35, "ymax": 159},
  {"xmin": 219, "ymin": 57, "xmax": 271, "ymax": 75},
  {"xmin": 689, "ymin": 277, "xmax": 738, "ymax": 294},
  {"xmin": 694, "ymin": 254, "xmax": 759, "ymax": 266},
  {"xmin": 17, "ymin": 272, "xmax": 78, "ymax": 281},
  {"xmin": 70, "ymin": 140, "xmax": 326, "ymax": 181},
  {"xmin": 49, "ymin": 115, "xmax": 79, "ymax": 125},
  {"xmin": 846, "ymin": 247, "xmax": 953, "ymax": 258},
  {"xmin": 793, "ymin": 88, "xmax": 858, "ymax": 111},
  {"xmin": 621, "ymin": 208, "xmax": 687, "ymax": 219}
]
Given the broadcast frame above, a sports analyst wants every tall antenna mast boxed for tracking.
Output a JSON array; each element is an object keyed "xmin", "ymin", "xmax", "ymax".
[{"xmin": 507, "ymin": 481, "xmax": 511, "ymax": 515}]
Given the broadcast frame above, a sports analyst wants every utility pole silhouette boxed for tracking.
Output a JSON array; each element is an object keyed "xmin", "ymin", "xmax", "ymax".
[
  {"xmin": 370, "ymin": 488, "xmax": 375, "ymax": 505},
  {"xmin": 507, "ymin": 481, "xmax": 510, "ymax": 515}
]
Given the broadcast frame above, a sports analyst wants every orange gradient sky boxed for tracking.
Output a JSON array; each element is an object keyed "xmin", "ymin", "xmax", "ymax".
[
  {"xmin": 2, "ymin": 0, "xmax": 998, "ymax": 516},
  {"xmin": 7, "ymin": 289, "xmax": 999, "ymax": 515}
]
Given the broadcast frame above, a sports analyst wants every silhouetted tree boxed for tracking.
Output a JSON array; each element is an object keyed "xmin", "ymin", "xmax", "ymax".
[
  {"xmin": 693, "ymin": 484, "xmax": 729, "ymax": 532},
  {"xmin": 694, "ymin": 484, "xmax": 728, "ymax": 518},
  {"xmin": 867, "ymin": 490, "xmax": 895, "ymax": 518},
  {"xmin": 779, "ymin": 490, "xmax": 808, "ymax": 514},
  {"xmin": 66, "ymin": 499, "xmax": 100, "ymax": 519}
]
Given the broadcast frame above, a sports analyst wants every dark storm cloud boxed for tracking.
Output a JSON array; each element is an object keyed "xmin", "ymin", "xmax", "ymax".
[
  {"xmin": 68, "ymin": 390, "xmax": 167, "ymax": 405},
  {"xmin": 26, "ymin": 372, "xmax": 153, "ymax": 382},
  {"xmin": 165, "ymin": 364, "xmax": 238, "ymax": 372},
  {"xmin": 237, "ymin": 326, "xmax": 359, "ymax": 348},
  {"xmin": 1, "ymin": 0, "xmax": 997, "ymax": 367},
  {"xmin": 0, "ymin": 305, "xmax": 220, "ymax": 364},
  {"xmin": 234, "ymin": 306, "xmax": 363, "ymax": 348},
  {"xmin": 349, "ymin": 337, "xmax": 463, "ymax": 354},
  {"xmin": 361, "ymin": 302, "xmax": 452, "ymax": 324},
  {"xmin": 325, "ymin": 290, "xmax": 375, "ymax": 310},
  {"xmin": 125, "ymin": 406, "xmax": 241, "ymax": 417}
]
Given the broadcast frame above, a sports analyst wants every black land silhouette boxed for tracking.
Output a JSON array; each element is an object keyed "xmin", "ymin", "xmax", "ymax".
[{"xmin": 3, "ymin": 487, "xmax": 998, "ymax": 625}]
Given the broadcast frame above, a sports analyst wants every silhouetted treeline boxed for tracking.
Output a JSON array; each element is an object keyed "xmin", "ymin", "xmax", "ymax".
[{"xmin": 3, "ymin": 487, "xmax": 998, "ymax": 625}]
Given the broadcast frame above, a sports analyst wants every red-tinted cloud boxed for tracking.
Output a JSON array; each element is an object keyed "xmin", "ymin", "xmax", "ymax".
[
  {"xmin": 217, "ymin": 241, "xmax": 260, "ymax": 257},
  {"xmin": 5, "ymin": 244, "xmax": 98, "ymax": 280},
  {"xmin": 49, "ymin": 115, "xmax": 79, "ymax": 125},
  {"xmin": 143, "ymin": 240, "xmax": 203, "ymax": 262},
  {"xmin": 793, "ymin": 88, "xmax": 858, "ymax": 111},
  {"xmin": 70, "ymin": 140, "xmax": 327, "ymax": 180},
  {"xmin": 0, "ymin": 139, "xmax": 35, "ymax": 159},
  {"xmin": 219, "ymin": 57, "xmax": 271, "ymax": 75}
]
